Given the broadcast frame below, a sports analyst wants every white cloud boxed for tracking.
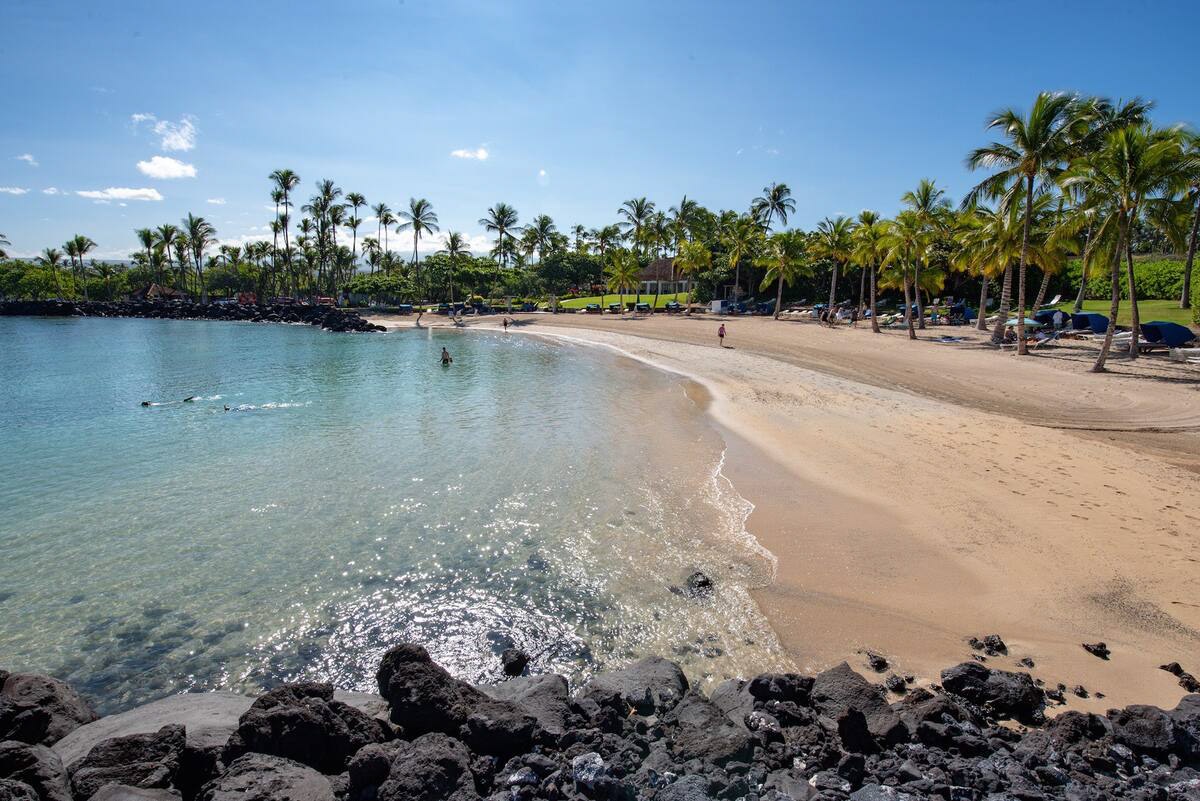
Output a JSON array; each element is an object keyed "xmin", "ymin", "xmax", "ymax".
[
  {"xmin": 76, "ymin": 187, "xmax": 164, "ymax": 202},
  {"xmin": 15, "ymin": 153, "xmax": 37, "ymax": 167},
  {"xmin": 206, "ymin": 197, "xmax": 226, "ymax": 205},
  {"xmin": 450, "ymin": 147, "xmax": 489, "ymax": 160},
  {"xmin": 391, "ymin": 230, "xmax": 492, "ymax": 255},
  {"xmin": 131, "ymin": 113, "xmax": 198, "ymax": 151},
  {"xmin": 137, "ymin": 155, "xmax": 197, "ymax": 179},
  {"xmin": 0, "ymin": 186, "xmax": 29, "ymax": 195},
  {"xmin": 42, "ymin": 187, "xmax": 60, "ymax": 195}
]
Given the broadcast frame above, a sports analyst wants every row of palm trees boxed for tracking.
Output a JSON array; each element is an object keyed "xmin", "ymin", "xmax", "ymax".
[{"xmin": 34, "ymin": 234, "xmax": 98, "ymax": 298}]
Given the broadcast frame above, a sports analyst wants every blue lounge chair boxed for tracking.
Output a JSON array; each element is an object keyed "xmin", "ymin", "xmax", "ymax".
[{"xmin": 1141, "ymin": 321, "xmax": 1198, "ymax": 348}]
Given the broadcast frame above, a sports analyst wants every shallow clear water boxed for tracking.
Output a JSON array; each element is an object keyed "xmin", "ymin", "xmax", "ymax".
[{"xmin": 0, "ymin": 317, "xmax": 786, "ymax": 713}]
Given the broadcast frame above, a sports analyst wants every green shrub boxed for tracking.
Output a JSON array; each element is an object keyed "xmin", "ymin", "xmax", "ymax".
[{"xmin": 1069, "ymin": 257, "xmax": 1184, "ymax": 301}]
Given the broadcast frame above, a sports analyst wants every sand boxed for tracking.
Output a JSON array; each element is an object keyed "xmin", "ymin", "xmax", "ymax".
[{"xmin": 366, "ymin": 310, "xmax": 1200, "ymax": 711}]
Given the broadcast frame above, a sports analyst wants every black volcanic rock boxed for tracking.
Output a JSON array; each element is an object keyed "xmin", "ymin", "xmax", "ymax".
[
  {"xmin": 940, "ymin": 661, "xmax": 1045, "ymax": 724},
  {"xmin": 69, "ymin": 724, "xmax": 185, "ymax": 800},
  {"xmin": 1, "ymin": 673, "xmax": 98, "ymax": 746},
  {"xmin": 197, "ymin": 753, "xmax": 332, "ymax": 801},
  {"xmin": 0, "ymin": 740, "xmax": 72, "ymax": 801}
]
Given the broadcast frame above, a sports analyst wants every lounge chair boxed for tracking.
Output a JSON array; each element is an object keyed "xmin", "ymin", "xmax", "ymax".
[
  {"xmin": 1141, "ymin": 321, "xmax": 1198, "ymax": 349},
  {"xmin": 1038, "ymin": 294, "xmax": 1062, "ymax": 309},
  {"xmin": 607, "ymin": 303, "xmax": 622, "ymax": 314}
]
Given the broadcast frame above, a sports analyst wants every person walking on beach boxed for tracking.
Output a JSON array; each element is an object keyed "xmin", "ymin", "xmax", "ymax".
[
  {"xmin": 502, "ymin": 317, "xmax": 509, "ymax": 332},
  {"xmin": 718, "ymin": 323, "xmax": 726, "ymax": 347},
  {"xmin": 441, "ymin": 347, "xmax": 453, "ymax": 365}
]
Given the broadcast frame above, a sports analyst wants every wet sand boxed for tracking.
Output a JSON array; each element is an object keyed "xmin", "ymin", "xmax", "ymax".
[{"xmin": 367, "ymin": 310, "xmax": 1200, "ymax": 711}]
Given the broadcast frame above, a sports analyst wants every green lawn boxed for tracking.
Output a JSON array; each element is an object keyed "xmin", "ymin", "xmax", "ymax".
[
  {"xmin": 555, "ymin": 292, "xmax": 689, "ymax": 310},
  {"xmin": 1054, "ymin": 299, "xmax": 1196, "ymax": 329}
]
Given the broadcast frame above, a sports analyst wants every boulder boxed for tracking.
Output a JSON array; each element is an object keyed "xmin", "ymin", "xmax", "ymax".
[
  {"xmin": 196, "ymin": 754, "xmax": 333, "ymax": 801},
  {"xmin": 1081, "ymin": 642, "xmax": 1110, "ymax": 660},
  {"xmin": 1, "ymin": 674, "xmax": 98, "ymax": 746},
  {"xmin": 346, "ymin": 742, "xmax": 402, "ymax": 799},
  {"xmin": 0, "ymin": 741, "xmax": 72, "ymax": 801},
  {"xmin": 0, "ymin": 781, "xmax": 38, "ymax": 801},
  {"xmin": 657, "ymin": 774, "xmax": 713, "ymax": 801},
  {"xmin": 222, "ymin": 683, "xmax": 388, "ymax": 774},
  {"xmin": 811, "ymin": 663, "xmax": 906, "ymax": 745},
  {"xmin": 746, "ymin": 673, "xmax": 814, "ymax": 707},
  {"xmin": 481, "ymin": 674, "xmax": 572, "ymax": 735},
  {"xmin": 1170, "ymin": 694, "xmax": 1200, "ymax": 759},
  {"xmin": 708, "ymin": 679, "xmax": 756, "ymax": 726},
  {"xmin": 374, "ymin": 733, "xmax": 478, "ymax": 801},
  {"xmin": 374, "ymin": 644, "xmax": 536, "ymax": 757},
  {"xmin": 577, "ymin": 657, "xmax": 688, "ymax": 715},
  {"xmin": 90, "ymin": 787, "xmax": 182, "ymax": 801},
  {"xmin": 666, "ymin": 692, "xmax": 754, "ymax": 767},
  {"xmin": 499, "ymin": 649, "xmax": 528, "ymax": 678},
  {"xmin": 1110, "ymin": 704, "xmax": 1179, "ymax": 758},
  {"xmin": 939, "ymin": 662, "xmax": 1045, "ymax": 724},
  {"xmin": 69, "ymin": 724, "xmax": 185, "ymax": 801}
]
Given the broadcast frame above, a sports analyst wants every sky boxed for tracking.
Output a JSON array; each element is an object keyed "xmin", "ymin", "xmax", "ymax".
[{"xmin": 1, "ymin": 0, "xmax": 1198, "ymax": 260}]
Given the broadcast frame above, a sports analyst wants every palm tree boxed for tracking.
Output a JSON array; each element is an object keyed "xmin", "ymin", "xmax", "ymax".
[
  {"xmin": 269, "ymin": 169, "xmax": 301, "ymax": 294},
  {"xmin": 73, "ymin": 235, "xmax": 96, "ymax": 300},
  {"xmin": 813, "ymin": 216, "xmax": 855, "ymax": 324},
  {"xmin": 479, "ymin": 203, "xmax": 520, "ymax": 267},
  {"xmin": 752, "ymin": 182, "xmax": 796, "ymax": 234},
  {"xmin": 882, "ymin": 211, "xmax": 925, "ymax": 339},
  {"xmin": 437, "ymin": 231, "xmax": 470, "ymax": 303},
  {"xmin": 525, "ymin": 215, "xmax": 558, "ymax": 262},
  {"xmin": 93, "ymin": 261, "xmax": 116, "ymax": 299},
  {"xmin": 63, "ymin": 238, "xmax": 80, "ymax": 296},
  {"xmin": 852, "ymin": 212, "xmax": 888, "ymax": 333},
  {"xmin": 900, "ymin": 179, "xmax": 952, "ymax": 329},
  {"xmin": 591, "ymin": 224, "xmax": 622, "ymax": 258},
  {"xmin": 1176, "ymin": 132, "xmax": 1200, "ymax": 309},
  {"xmin": 0, "ymin": 232, "xmax": 9, "ymax": 260},
  {"xmin": 571, "ymin": 224, "xmax": 589, "ymax": 254},
  {"xmin": 345, "ymin": 192, "xmax": 366, "ymax": 266},
  {"xmin": 38, "ymin": 247, "xmax": 65, "ymax": 296},
  {"xmin": 184, "ymin": 214, "xmax": 217, "ymax": 301},
  {"xmin": 604, "ymin": 249, "xmax": 641, "ymax": 314},
  {"xmin": 755, "ymin": 230, "xmax": 810, "ymax": 319},
  {"xmin": 720, "ymin": 214, "xmax": 763, "ymax": 301},
  {"xmin": 371, "ymin": 202, "xmax": 391, "ymax": 257},
  {"xmin": 155, "ymin": 224, "xmax": 180, "ymax": 289},
  {"xmin": 618, "ymin": 198, "xmax": 656, "ymax": 256},
  {"xmin": 397, "ymin": 198, "xmax": 438, "ymax": 284},
  {"xmin": 674, "ymin": 239, "xmax": 711, "ymax": 312},
  {"xmin": 965, "ymin": 92, "xmax": 1082, "ymax": 354}
]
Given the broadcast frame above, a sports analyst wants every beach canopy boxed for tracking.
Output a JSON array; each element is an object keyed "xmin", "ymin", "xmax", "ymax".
[{"xmin": 1141, "ymin": 321, "xmax": 1198, "ymax": 348}]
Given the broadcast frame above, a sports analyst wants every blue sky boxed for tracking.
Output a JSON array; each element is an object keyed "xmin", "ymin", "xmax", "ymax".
[{"xmin": 2, "ymin": 0, "xmax": 1198, "ymax": 259}]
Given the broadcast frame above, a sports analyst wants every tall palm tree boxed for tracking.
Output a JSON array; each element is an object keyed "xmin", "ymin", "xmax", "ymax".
[
  {"xmin": 269, "ymin": 169, "xmax": 301, "ymax": 294},
  {"xmin": 813, "ymin": 216, "xmax": 855, "ymax": 324},
  {"xmin": 755, "ymin": 230, "xmax": 810, "ymax": 319},
  {"xmin": 184, "ymin": 214, "xmax": 216, "ymax": 301},
  {"xmin": 479, "ymin": 203, "xmax": 520, "ymax": 267},
  {"xmin": 63, "ymin": 238, "xmax": 80, "ymax": 296},
  {"xmin": 604, "ymin": 248, "xmax": 641, "ymax": 314},
  {"xmin": 396, "ymin": 198, "xmax": 438, "ymax": 290},
  {"xmin": 965, "ymin": 92, "xmax": 1082, "ymax": 353},
  {"xmin": 618, "ymin": 197, "xmax": 656, "ymax": 256},
  {"xmin": 882, "ymin": 211, "xmax": 925, "ymax": 339},
  {"xmin": 0, "ymin": 232, "xmax": 9, "ymax": 260},
  {"xmin": 345, "ymin": 192, "xmax": 366, "ymax": 265},
  {"xmin": 1176, "ymin": 132, "xmax": 1200, "ymax": 309},
  {"xmin": 155, "ymin": 224, "xmax": 180, "ymax": 289},
  {"xmin": 38, "ymin": 247, "xmax": 65, "ymax": 296},
  {"xmin": 900, "ymin": 179, "xmax": 952, "ymax": 329},
  {"xmin": 591, "ymin": 224, "xmax": 622, "ymax": 258},
  {"xmin": 752, "ymin": 182, "xmax": 796, "ymax": 233},
  {"xmin": 674, "ymin": 239, "xmax": 711, "ymax": 312},
  {"xmin": 437, "ymin": 231, "xmax": 470, "ymax": 303},
  {"xmin": 570, "ymin": 224, "xmax": 589, "ymax": 253},
  {"xmin": 720, "ymin": 214, "xmax": 763, "ymax": 301},
  {"xmin": 525, "ymin": 215, "xmax": 558, "ymax": 262},
  {"xmin": 135, "ymin": 228, "xmax": 157, "ymax": 283},
  {"xmin": 371, "ymin": 202, "xmax": 391, "ymax": 256},
  {"xmin": 852, "ymin": 212, "xmax": 888, "ymax": 333},
  {"xmin": 73, "ymin": 235, "xmax": 97, "ymax": 300}
]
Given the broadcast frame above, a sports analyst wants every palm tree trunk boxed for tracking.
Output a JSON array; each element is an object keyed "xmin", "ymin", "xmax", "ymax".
[
  {"xmin": 1073, "ymin": 226, "xmax": 1094, "ymax": 314},
  {"xmin": 1126, "ymin": 237, "xmax": 1141, "ymax": 359},
  {"xmin": 990, "ymin": 264, "xmax": 1014, "ymax": 344},
  {"xmin": 1032, "ymin": 269, "xmax": 1051, "ymax": 316},
  {"xmin": 774, "ymin": 271, "xmax": 784, "ymax": 320},
  {"xmin": 857, "ymin": 265, "xmax": 866, "ymax": 318},
  {"xmin": 826, "ymin": 262, "xmax": 838, "ymax": 325},
  {"xmin": 653, "ymin": 257, "xmax": 662, "ymax": 313},
  {"xmin": 1093, "ymin": 214, "xmax": 1129, "ymax": 372},
  {"xmin": 1015, "ymin": 174, "xmax": 1035, "ymax": 355},
  {"xmin": 1181, "ymin": 192, "xmax": 1199, "ymax": 309},
  {"xmin": 976, "ymin": 275, "xmax": 990, "ymax": 331},
  {"xmin": 903, "ymin": 269, "xmax": 916, "ymax": 340},
  {"xmin": 914, "ymin": 259, "xmax": 925, "ymax": 329},
  {"xmin": 870, "ymin": 264, "xmax": 880, "ymax": 334}
]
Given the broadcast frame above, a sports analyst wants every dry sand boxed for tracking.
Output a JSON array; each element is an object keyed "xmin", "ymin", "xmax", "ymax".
[{"xmin": 367, "ymin": 310, "xmax": 1200, "ymax": 711}]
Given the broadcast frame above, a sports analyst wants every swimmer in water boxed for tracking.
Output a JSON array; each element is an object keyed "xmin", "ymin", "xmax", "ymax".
[
  {"xmin": 183, "ymin": 396, "xmax": 196, "ymax": 402},
  {"xmin": 140, "ymin": 401, "xmax": 151, "ymax": 407},
  {"xmin": 441, "ymin": 347, "xmax": 453, "ymax": 365}
]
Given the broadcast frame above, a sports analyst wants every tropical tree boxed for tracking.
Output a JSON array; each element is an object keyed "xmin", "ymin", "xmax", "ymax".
[
  {"xmin": 397, "ymin": 197, "xmax": 439, "ymax": 288},
  {"xmin": 752, "ymin": 182, "xmax": 795, "ymax": 234},
  {"xmin": 269, "ymin": 169, "xmax": 301, "ymax": 294},
  {"xmin": 74, "ymin": 235, "xmax": 97, "ymax": 299},
  {"xmin": 618, "ymin": 197, "xmax": 656, "ymax": 255},
  {"xmin": 852, "ymin": 212, "xmax": 889, "ymax": 333},
  {"xmin": 604, "ymin": 249, "xmax": 641, "ymax": 314},
  {"xmin": 345, "ymin": 192, "xmax": 366, "ymax": 267},
  {"xmin": 900, "ymin": 179, "xmax": 952, "ymax": 328},
  {"xmin": 965, "ymin": 92, "xmax": 1083, "ymax": 353},
  {"xmin": 571, "ymin": 224, "xmax": 589, "ymax": 254},
  {"xmin": 590, "ymin": 224, "xmax": 622, "ymax": 258},
  {"xmin": 38, "ymin": 247, "xmax": 64, "ymax": 296},
  {"xmin": 479, "ymin": 203, "xmax": 520, "ymax": 267},
  {"xmin": 155, "ymin": 224, "xmax": 180, "ymax": 290},
  {"xmin": 882, "ymin": 211, "xmax": 925, "ymax": 339},
  {"xmin": 1175, "ymin": 131, "xmax": 1200, "ymax": 309},
  {"xmin": 437, "ymin": 231, "xmax": 470, "ymax": 303},
  {"xmin": 674, "ymin": 239, "xmax": 711, "ymax": 311},
  {"xmin": 813, "ymin": 215, "xmax": 855, "ymax": 324},
  {"xmin": 524, "ymin": 215, "xmax": 558, "ymax": 262},
  {"xmin": 755, "ymin": 230, "xmax": 810, "ymax": 319},
  {"xmin": 0, "ymin": 232, "xmax": 8, "ymax": 260},
  {"xmin": 720, "ymin": 214, "xmax": 763, "ymax": 301},
  {"xmin": 63, "ymin": 238, "xmax": 80, "ymax": 295},
  {"xmin": 184, "ymin": 214, "xmax": 216, "ymax": 301}
]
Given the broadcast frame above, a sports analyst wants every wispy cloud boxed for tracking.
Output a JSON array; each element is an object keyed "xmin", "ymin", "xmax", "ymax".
[
  {"xmin": 0, "ymin": 186, "xmax": 29, "ymax": 195},
  {"xmin": 15, "ymin": 153, "xmax": 37, "ymax": 167},
  {"xmin": 450, "ymin": 147, "xmax": 489, "ymax": 160},
  {"xmin": 42, "ymin": 187, "xmax": 60, "ymax": 195},
  {"xmin": 76, "ymin": 187, "xmax": 164, "ymax": 202},
  {"xmin": 137, "ymin": 155, "xmax": 197, "ymax": 179},
  {"xmin": 131, "ymin": 113, "xmax": 198, "ymax": 152},
  {"xmin": 206, "ymin": 197, "xmax": 226, "ymax": 205}
]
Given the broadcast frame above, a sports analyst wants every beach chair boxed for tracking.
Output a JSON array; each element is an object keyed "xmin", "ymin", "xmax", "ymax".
[{"xmin": 1142, "ymin": 321, "xmax": 1198, "ymax": 349}]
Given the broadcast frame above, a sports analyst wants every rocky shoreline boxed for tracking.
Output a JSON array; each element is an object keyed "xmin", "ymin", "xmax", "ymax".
[
  {"xmin": 3, "ymin": 646, "xmax": 1199, "ymax": 801},
  {"xmin": 0, "ymin": 300, "xmax": 386, "ymax": 333}
]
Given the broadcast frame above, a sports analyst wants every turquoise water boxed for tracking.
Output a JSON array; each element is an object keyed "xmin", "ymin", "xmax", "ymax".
[{"xmin": 0, "ymin": 317, "xmax": 785, "ymax": 713}]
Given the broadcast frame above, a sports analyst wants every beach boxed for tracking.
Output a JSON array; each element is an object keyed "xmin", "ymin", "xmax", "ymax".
[{"xmin": 368, "ymin": 310, "xmax": 1200, "ymax": 711}]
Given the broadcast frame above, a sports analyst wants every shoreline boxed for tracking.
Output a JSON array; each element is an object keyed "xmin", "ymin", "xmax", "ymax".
[{"xmin": 366, "ymin": 311, "xmax": 1200, "ymax": 713}]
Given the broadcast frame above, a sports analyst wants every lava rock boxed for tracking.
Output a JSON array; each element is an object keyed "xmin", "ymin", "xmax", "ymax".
[
  {"xmin": 1110, "ymin": 704, "xmax": 1180, "ymax": 758},
  {"xmin": 578, "ymin": 656, "xmax": 689, "ymax": 715},
  {"xmin": 0, "ymin": 673, "xmax": 98, "ymax": 746},
  {"xmin": 940, "ymin": 662, "xmax": 1045, "ymax": 724},
  {"xmin": 864, "ymin": 652, "xmax": 889, "ymax": 673},
  {"xmin": 197, "ymin": 753, "xmax": 333, "ymax": 801},
  {"xmin": 0, "ymin": 740, "xmax": 72, "ymax": 801},
  {"xmin": 481, "ymin": 674, "xmax": 571, "ymax": 736},
  {"xmin": 1082, "ymin": 642, "xmax": 1111, "ymax": 660},
  {"xmin": 91, "ymin": 787, "xmax": 182, "ymax": 801},
  {"xmin": 69, "ymin": 723, "xmax": 185, "ymax": 801},
  {"xmin": 499, "ymin": 649, "xmax": 529, "ymax": 677},
  {"xmin": 0, "ymin": 780, "xmax": 38, "ymax": 801},
  {"xmin": 666, "ymin": 692, "xmax": 755, "ymax": 766},
  {"xmin": 811, "ymin": 662, "xmax": 906, "ymax": 745},
  {"xmin": 374, "ymin": 733, "xmax": 478, "ymax": 801},
  {"xmin": 683, "ymin": 572, "xmax": 714, "ymax": 599},
  {"xmin": 657, "ymin": 774, "xmax": 713, "ymax": 801}
]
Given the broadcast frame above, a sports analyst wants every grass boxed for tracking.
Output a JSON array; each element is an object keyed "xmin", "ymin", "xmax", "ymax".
[
  {"xmin": 1053, "ymin": 299, "xmax": 1195, "ymax": 328},
  {"xmin": 555, "ymin": 292, "xmax": 689, "ymax": 310}
]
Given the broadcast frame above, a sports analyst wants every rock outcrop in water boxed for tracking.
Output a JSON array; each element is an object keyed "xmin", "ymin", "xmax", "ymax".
[
  {"xmin": 3, "ymin": 646, "xmax": 1200, "ymax": 800},
  {"xmin": 0, "ymin": 300, "xmax": 385, "ymax": 333}
]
